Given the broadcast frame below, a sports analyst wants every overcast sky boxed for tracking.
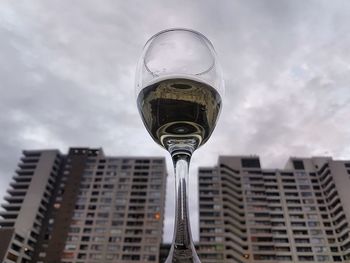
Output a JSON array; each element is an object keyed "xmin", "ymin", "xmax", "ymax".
[{"xmin": 1, "ymin": 0, "xmax": 350, "ymax": 243}]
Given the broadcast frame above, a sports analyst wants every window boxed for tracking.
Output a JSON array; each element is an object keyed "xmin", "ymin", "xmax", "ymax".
[
  {"xmin": 296, "ymin": 247, "xmax": 312, "ymax": 252},
  {"xmin": 67, "ymin": 235, "xmax": 79, "ymax": 241},
  {"xmin": 241, "ymin": 158, "xmax": 261, "ymax": 168},
  {"xmin": 106, "ymin": 253, "xmax": 118, "ymax": 260},
  {"xmin": 110, "ymin": 228, "xmax": 122, "ymax": 235},
  {"xmin": 92, "ymin": 236, "xmax": 105, "ymax": 242},
  {"xmin": 89, "ymin": 253, "xmax": 102, "ymax": 259},
  {"xmin": 293, "ymin": 160, "xmax": 305, "ymax": 170},
  {"xmin": 91, "ymin": 244, "xmax": 103, "ymax": 251},
  {"xmin": 301, "ymin": 192, "xmax": 312, "ymax": 197},
  {"xmin": 95, "ymin": 227, "xmax": 106, "ymax": 233},
  {"xmin": 308, "ymin": 221, "xmax": 320, "ymax": 227},
  {"xmin": 61, "ymin": 252, "xmax": 74, "ymax": 259},
  {"xmin": 298, "ymin": 255, "xmax": 314, "ymax": 261},
  {"xmin": 107, "ymin": 245, "xmax": 120, "ymax": 251},
  {"xmin": 64, "ymin": 244, "xmax": 76, "ymax": 251},
  {"xmin": 307, "ymin": 214, "xmax": 318, "ymax": 220},
  {"xmin": 310, "ymin": 229, "xmax": 322, "ymax": 235},
  {"xmin": 68, "ymin": 227, "xmax": 80, "ymax": 233},
  {"xmin": 295, "ymin": 238, "xmax": 309, "ymax": 243},
  {"xmin": 310, "ymin": 238, "xmax": 324, "ymax": 244},
  {"xmin": 314, "ymin": 246, "xmax": 327, "ymax": 252},
  {"xmin": 109, "ymin": 236, "xmax": 121, "ymax": 242},
  {"xmin": 316, "ymin": 255, "xmax": 329, "ymax": 261}
]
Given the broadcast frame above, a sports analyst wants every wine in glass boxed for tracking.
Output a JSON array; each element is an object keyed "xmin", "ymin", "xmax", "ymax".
[{"xmin": 135, "ymin": 28, "xmax": 224, "ymax": 263}]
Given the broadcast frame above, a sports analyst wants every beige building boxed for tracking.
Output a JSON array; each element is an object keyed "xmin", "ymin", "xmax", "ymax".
[
  {"xmin": 0, "ymin": 149, "xmax": 61, "ymax": 263},
  {"xmin": 0, "ymin": 148, "xmax": 167, "ymax": 263},
  {"xmin": 198, "ymin": 156, "xmax": 350, "ymax": 263}
]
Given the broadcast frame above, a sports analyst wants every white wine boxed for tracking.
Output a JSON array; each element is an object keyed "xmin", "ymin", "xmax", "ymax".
[{"xmin": 137, "ymin": 76, "xmax": 222, "ymax": 153}]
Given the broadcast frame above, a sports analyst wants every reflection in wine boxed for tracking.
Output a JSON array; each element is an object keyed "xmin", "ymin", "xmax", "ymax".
[{"xmin": 137, "ymin": 76, "xmax": 222, "ymax": 156}]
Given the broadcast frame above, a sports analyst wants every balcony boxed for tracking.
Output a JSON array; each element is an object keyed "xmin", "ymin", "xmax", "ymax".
[
  {"xmin": 4, "ymin": 196, "xmax": 24, "ymax": 204},
  {"xmin": 12, "ymin": 176, "xmax": 32, "ymax": 183},
  {"xmin": 6, "ymin": 189, "xmax": 26, "ymax": 197},
  {"xmin": 0, "ymin": 211, "xmax": 18, "ymax": 219},
  {"xmin": 1, "ymin": 203, "xmax": 21, "ymax": 212},
  {"xmin": 18, "ymin": 163, "xmax": 37, "ymax": 170},
  {"xmin": 10, "ymin": 182, "xmax": 30, "ymax": 190}
]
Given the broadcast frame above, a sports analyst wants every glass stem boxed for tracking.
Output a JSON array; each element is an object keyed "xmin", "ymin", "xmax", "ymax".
[{"xmin": 165, "ymin": 153, "xmax": 201, "ymax": 263}]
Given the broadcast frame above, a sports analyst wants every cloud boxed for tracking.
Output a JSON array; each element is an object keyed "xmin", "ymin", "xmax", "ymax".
[{"xmin": 1, "ymin": 0, "xmax": 350, "ymax": 243}]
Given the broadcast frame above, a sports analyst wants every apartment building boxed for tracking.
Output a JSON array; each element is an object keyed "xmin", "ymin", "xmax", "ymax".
[
  {"xmin": 0, "ymin": 147, "xmax": 167, "ymax": 263},
  {"xmin": 0, "ymin": 149, "xmax": 61, "ymax": 263},
  {"xmin": 198, "ymin": 156, "xmax": 350, "ymax": 263}
]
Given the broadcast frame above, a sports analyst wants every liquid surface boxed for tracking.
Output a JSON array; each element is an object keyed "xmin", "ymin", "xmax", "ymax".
[{"xmin": 137, "ymin": 77, "xmax": 222, "ymax": 152}]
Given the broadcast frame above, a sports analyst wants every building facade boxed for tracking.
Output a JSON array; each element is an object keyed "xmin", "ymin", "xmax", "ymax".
[
  {"xmin": 0, "ymin": 148, "xmax": 167, "ymax": 263},
  {"xmin": 0, "ymin": 149, "xmax": 61, "ymax": 263},
  {"xmin": 198, "ymin": 156, "xmax": 350, "ymax": 263}
]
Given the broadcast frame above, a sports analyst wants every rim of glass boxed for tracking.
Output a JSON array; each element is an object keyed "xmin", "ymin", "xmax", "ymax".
[
  {"xmin": 143, "ymin": 28, "xmax": 215, "ymax": 50},
  {"xmin": 143, "ymin": 28, "xmax": 216, "ymax": 77}
]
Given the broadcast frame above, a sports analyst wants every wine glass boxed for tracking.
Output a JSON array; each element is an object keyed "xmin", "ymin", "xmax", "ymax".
[{"xmin": 135, "ymin": 28, "xmax": 224, "ymax": 263}]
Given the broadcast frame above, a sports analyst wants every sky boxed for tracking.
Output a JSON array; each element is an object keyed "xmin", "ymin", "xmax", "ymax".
[{"xmin": 1, "ymin": 0, "xmax": 350, "ymax": 243}]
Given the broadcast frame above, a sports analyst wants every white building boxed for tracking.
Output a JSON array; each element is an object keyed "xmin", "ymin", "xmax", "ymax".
[{"xmin": 198, "ymin": 156, "xmax": 350, "ymax": 263}]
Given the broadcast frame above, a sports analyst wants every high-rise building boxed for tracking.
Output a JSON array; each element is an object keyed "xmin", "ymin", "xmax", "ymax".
[
  {"xmin": 0, "ymin": 147, "xmax": 167, "ymax": 263},
  {"xmin": 198, "ymin": 156, "xmax": 350, "ymax": 263},
  {"xmin": 0, "ymin": 149, "xmax": 61, "ymax": 263}
]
